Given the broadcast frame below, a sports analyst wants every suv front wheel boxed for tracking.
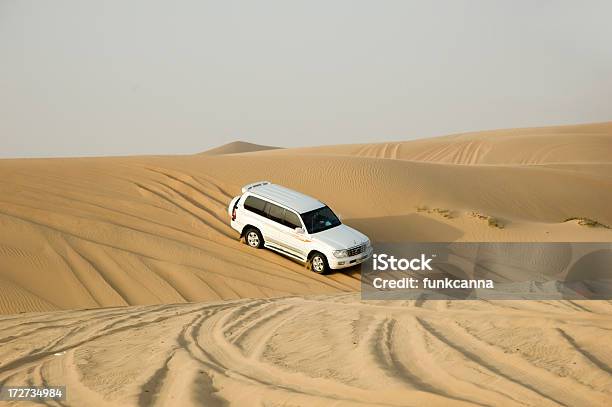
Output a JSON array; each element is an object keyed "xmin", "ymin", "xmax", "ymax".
[
  {"xmin": 309, "ymin": 252, "xmax": 329, "ymax": 274},
  {"xmin": 244, "ymin": 227, "xmax": 264, "ymax": 249}
]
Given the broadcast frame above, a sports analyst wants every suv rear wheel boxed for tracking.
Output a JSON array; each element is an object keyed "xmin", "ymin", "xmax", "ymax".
[
  {"xmin": 244, "ymin": 227, "xmax": 264, "ymax": 249},
  {"xmin": 309, "ymin": 252, "xmax": 329, "ymax": 274}
]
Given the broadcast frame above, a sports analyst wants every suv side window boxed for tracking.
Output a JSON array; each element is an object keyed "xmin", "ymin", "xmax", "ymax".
[
  {"xmin": 243, "ymin": 195, "xmax": 267, "ymax": 217},
  {"xmin": 267, "ymin": 203, "xmax": 285, "ymax": 225},
  {"xmin": 284, "ymin": 210, "xmax": 302, "ymax": 229}
]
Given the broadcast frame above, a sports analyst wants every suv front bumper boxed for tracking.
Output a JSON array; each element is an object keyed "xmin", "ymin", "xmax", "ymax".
[{"xmin": 329, "ymin": 246, "xmax": 373, "ymax": 270}]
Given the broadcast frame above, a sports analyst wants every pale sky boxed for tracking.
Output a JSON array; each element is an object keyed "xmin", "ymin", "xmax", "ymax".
[{"xmin": 1, "ymin": 0, "xmax": 611, "ymax": 158}]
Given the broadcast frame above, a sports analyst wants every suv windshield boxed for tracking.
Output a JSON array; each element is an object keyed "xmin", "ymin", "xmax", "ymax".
[{"xmin": 300, "ymin": 206, "xmax": 341, "ymax": 234}]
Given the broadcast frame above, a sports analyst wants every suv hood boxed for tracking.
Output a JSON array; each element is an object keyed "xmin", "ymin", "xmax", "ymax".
[{"xmin": 311, "ymin": 224, "xmax": 369, "ymax": 250}]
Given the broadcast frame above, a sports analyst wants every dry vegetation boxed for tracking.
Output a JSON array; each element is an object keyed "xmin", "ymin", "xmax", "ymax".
[
  {"xmin": 564, "ymin": 217, "xmax": 610, "ymax": 229},
  {"xmin": 416, "ymin": 206, "xmax": 454, "ymax": 219},
  {"xmin": 469, "ymin": 211, "xmax": 505, "ymax": 229}
]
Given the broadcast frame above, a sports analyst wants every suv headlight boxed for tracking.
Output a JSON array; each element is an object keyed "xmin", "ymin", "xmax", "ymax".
[{"xmin": 333, "ymin": 249, "xmax": 348, "ymax": 258}]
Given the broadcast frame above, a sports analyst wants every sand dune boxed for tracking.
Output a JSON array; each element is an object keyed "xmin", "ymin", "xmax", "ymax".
[
  {"xmin": 0, "ymin": 122, "xmax": 611, "ymax": 314},
  {"xmin": 1, "ymin": 295, "xmax": 611, "ymax": 406},
  {"xmin": 277, "ymin": 122, "xmax": 612, "ymax": 165},
  {"xmin": 0, "ymin": 157, "xmax": 360, "ymax": 313},
  {"xmin": 200, "ymin": 141, "xmax": 281, "ymax": 155},
  {"xmin": 1, "ymin": 122, "xmax": 612, "ymax": 406}
]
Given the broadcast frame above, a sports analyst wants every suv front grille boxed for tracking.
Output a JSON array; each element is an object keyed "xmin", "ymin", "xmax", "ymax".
[{"xmin": 347, "ymin": 244, "xmax": 366, "ymax": 257}]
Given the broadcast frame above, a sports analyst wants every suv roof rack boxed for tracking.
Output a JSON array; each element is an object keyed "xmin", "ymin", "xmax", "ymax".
[{"xmin": 241, "ymin": 181, "xmax": 271, "ymax": 193}]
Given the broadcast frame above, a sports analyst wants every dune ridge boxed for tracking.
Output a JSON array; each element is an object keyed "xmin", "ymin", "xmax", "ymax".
[
  {"xmin": 200, "ymin": 141, "xmax": 281, "ymax": 155},
  {"xmin": 273, "ymin": 122, "xmax": 612, "ymax": 165}
]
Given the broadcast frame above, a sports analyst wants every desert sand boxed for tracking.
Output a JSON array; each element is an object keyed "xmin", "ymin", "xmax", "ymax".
[{"xmin": 1, "ymin": 122, "xmax": 611, "ymax": 406}]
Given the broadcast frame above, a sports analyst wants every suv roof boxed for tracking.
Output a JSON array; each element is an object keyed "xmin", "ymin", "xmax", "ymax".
[{"xmin": 245, "ymin": 182, "xmax": 324, "ymax": 214}]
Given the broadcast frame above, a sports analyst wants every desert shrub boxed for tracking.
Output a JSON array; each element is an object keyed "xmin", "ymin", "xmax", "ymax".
[
  {"xmin": 432, "ymin": 208, "xmax": 453, "ymax": 219},
  {"xmin": 487, "ymin": 217, "xmax": 504, "ymax": 229},
  {"xmin": 416, "ymin": 206, "xmax": 454, "ymax": 219},
  {"xmin": 563, "ymin": 217, "xmax": 610, "ymax": 229},
  {"xmin": 469, "ymin": 211, "xmax": 504, "ymax": 229}
]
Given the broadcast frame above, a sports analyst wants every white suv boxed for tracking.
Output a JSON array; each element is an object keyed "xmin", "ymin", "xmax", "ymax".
[{"xmin": 228, "ymin": 181, "xmax": 372, "ymax": 274}]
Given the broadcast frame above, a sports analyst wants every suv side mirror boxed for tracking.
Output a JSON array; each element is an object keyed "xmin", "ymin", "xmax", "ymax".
[{"xmin": 295, "ymin": 227, "xmax": 305, "ymax": 234}]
